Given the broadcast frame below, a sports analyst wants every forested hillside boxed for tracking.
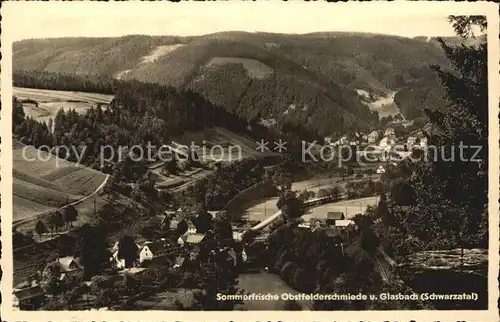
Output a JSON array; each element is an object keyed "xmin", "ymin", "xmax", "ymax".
[
  {"xmin": 12, "ymin": 77, "xmax": 276, "ymax": 170},
  {"xmin": 14, "ymin": 32, "xmax": 456, "ymax": 136},
  {"xmin": 394, "ymin": 74, "xmax": 450, "ymax": 120},
  {"xmin": 13, "ymin": 35, "xmax": 179, "ymax": 77}
]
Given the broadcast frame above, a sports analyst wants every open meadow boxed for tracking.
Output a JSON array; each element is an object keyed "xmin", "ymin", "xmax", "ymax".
[
  {"xmin": 13, "ymin": 143, "xmax": 108, "ymax": 222},
  {"xmin": 14, "ymin": 87, "xmax": 114, "ymax": 128}
]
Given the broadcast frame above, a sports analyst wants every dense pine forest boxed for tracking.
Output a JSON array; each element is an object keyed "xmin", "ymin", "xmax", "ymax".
[
  {"xmin": 14, "ymin": 70, "xmax": 117, "ymax": 94},
  {"xmin": 13, "ymin": 73, "xmax": 277, "ymax": 169}
]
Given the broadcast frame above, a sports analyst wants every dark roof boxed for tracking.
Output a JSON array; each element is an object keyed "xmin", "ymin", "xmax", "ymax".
[
  {"xmin": 14, "ymin": 286, "xmax": 44, "ymax": 301},
  {"xmin": 327, "ymin": 212, "xmax": 345, "ymax": 220},
  {"xmin": 144, "ymin": 242, "xmax": 168, "ymax": 253}
]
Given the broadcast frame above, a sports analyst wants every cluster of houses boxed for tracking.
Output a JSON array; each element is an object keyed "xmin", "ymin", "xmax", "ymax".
[
  {"xmin": 298, "ymin": 211, "xmax": 355, "ymax": 230},
  {"xmin": 13, "ymin": 209, "xmax": 239, "ymax": 310},
  {"xmin": 326, "ymin": 127, "xmax": 428, "ymax": 150},
  {"xmin": 297, "ymin": 211, "xmax": 356, "ymax": 256},
  {"xmin": 324, "ymin": 129, "xmax": 384, "ymax": 147},
  {"xmin": 109, "ymin": 210, "xmax": 234, "ymax": 270},
  {"xmin": 326, "ymin": 127, "xmax": 429, "ymax": 169}
]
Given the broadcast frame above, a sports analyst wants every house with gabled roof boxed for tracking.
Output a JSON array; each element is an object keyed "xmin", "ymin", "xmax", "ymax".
[
  {"xmin": 177, "ymin": 233, "xmax": 206, "ymax": 247},
  {"xmin": 139, "ymin": 241, "xmax": 175, "ymax": 264},
  {"xmin": 41, "ymin": 256, "xmax": 83, "ymax": 290},
  {"xmin": 56, "ymin": 256, "xmax": 83, "ymax": 273},
  {"xmin": 376, "ymin": 165, "xmax": 386, "ymax": 174}
]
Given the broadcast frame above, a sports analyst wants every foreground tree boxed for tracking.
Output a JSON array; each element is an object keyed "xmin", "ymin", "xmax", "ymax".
[
  {"xmin": 118, "ymin": 235, "xmax": 138, "ymax": 268},
  {"xmin": 35, "ymin": 220, "xmax": 47, "ymax": 239},
  {"xmin": 63, "ymin": 204, "xmax": 78, "ymax": 229},
  {"xmin": 390, "ymin": 16, "xmax": 488, "ymax": 249},
  {"xmin": 276, "ymin": 190, "xmax": 304, "ymax": 220},
  {"xmin": 77, "ymin": 224, "xmax": 111, "ymax": 279},
  {"xmin": 48, "ymin": 211, "xmax": 65, "ymax": 236},
  {"xmin": 191, "ymin": 248, "xmax": 244, "ymax": 310}
]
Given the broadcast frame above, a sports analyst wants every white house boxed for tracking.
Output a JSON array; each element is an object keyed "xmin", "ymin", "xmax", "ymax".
[
  {"xmin": 367, "ymin": 131, "xmax": 380, "ymax": 144},
  {"xmin": 376, "ymin": 165, "xmax": 386, "ymax": 174},
  {"xmin": 379, "ymin": 137, "xmax": 395, "ymax": 148},
  {"xmin": 139, "ymin": 242, "xmax": 171, "ymax": 264},
  {"xmin": 419, "ymin": 137, "xmax": 428, "ymax": 147}
]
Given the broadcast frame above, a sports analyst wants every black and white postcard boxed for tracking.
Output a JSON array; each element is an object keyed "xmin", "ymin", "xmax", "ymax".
[{"xmin": 1, "ymin": 1, "xmax": 499, "ymax": 321}]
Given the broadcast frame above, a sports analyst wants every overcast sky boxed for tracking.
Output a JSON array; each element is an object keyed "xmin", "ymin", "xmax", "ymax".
[{"xmin": 3, "ymin": 2, "xmax": 480, "ymax": 41}]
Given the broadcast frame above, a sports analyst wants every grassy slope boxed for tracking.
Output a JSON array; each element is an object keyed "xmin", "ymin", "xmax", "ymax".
[
  {"xmin": 13, "ymin": 142, "xmax": 108, "ymax": 221},
  {"xmin": 172, "ymin": 127, "xmax": 277, "ymax": 160}
]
